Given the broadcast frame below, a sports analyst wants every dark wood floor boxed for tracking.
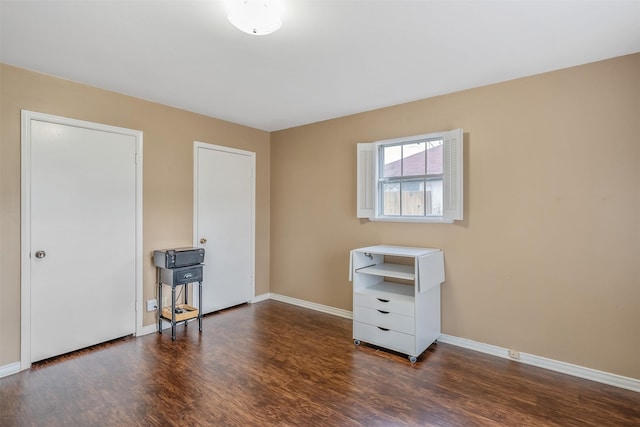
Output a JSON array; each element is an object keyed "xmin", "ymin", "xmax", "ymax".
[{"xmin": 1, "ymin": 300, "xmax": 638, "ymax": 426}]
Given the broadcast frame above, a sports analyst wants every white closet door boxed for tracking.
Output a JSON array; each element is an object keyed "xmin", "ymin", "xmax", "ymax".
[
  {"xmin": 29, "ymin": 120, "xmax": 137, "ymax": 362},
  {"xmin": 194, "ymin": 143, "xmax": 255, "ymax": 314}
]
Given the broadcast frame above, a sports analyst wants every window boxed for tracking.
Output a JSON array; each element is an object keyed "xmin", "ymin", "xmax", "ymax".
[{"xmin": 357, "ymin": 129, "xmax": 463, "ymax": 223}]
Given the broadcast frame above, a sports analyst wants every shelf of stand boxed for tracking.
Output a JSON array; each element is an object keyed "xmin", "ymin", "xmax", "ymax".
[
  {"xmin": 356, "ymin": 263, "xmax": 415, "ymax": 280},
  {"xmin": 161, "ymin": 304, "xmax": 199, "ymax": 322},
  {"xmin": 357, "ymin": 281, "xmax": 415, "ymax": 299}
]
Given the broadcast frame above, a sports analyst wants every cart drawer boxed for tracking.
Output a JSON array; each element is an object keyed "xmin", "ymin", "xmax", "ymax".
[
  {"xmin": 159, "ymin": 265, "xmax": 203, "ymax": 286},
  {"xmin": 353, "ymin": 321, "xmax": 415, "ymax": 356},
  {"xmin": 353, "ymin": 305, "xmax": 414, "ymax": 334},
  {"xmin": 354, "ymin": 292, "xmax": 414, "ymax": 316}
]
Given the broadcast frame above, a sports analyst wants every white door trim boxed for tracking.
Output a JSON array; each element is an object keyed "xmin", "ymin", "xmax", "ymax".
[
  {"xmin": 192, "ymin": 141, "xmax": 256, "ymax": 303},
  {"xmin": 20, "ymin": 110, "xmax": 143, "ymax": 371}
]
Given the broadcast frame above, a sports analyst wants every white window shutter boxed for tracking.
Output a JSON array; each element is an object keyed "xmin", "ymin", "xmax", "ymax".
[
  {"xmin": 443, "ymin": 128, "xmax": 463, "ymax": 222},
  {"xmin": 357, "ymin": 142, "xmax": 375, "ymax": 218}
]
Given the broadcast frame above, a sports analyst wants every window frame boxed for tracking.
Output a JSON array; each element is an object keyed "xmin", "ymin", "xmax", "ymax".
[
  {"xmin": 378, "ymin": 136, "xmax": 444, "ymax": 218},
  {"xmin": 357, "ymin": 129, "xmax": 463, "ymax": 223}
]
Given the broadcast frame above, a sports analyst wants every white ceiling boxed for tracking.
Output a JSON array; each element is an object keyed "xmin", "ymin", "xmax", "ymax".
[{"xmin": 2, "ymin": 1, "xmax": 639, "ymax": 132}]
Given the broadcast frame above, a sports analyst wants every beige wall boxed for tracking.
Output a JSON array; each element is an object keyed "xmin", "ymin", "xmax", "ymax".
[
  {"xmin": 270, "ymin": 53, "xmax": 640, "ymax": 379},
  {"xmin": 0, "ymin": 64, "xmax": 270, "ymax": 365}
]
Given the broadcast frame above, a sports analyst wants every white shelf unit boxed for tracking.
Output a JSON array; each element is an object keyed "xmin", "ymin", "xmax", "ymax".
[{"xmin": 349, "ymin": 245, "xmax": 445, "ymax": 363}]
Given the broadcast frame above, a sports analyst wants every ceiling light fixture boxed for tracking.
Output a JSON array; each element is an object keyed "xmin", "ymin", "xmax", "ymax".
[{"xmin": 227, "ymin": 0, "xmax": 283, "ymax": 36}]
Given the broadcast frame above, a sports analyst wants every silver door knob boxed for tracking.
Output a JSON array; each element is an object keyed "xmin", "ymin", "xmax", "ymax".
[
  {"xmin": 34, "ymin": 250, "xmax": 46, "ymax": 259},
  {"xmin": 199, "ymin": 238, "xmax": 207, "ymax": 244}
]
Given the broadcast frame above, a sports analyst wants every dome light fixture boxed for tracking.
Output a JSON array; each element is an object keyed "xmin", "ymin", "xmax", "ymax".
[{"xmin": 227, "ymin": 0, "xmax": 283, "ymax": 36}]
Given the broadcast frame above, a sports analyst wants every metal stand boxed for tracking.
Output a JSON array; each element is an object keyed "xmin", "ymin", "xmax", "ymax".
[{"xmin": 157, "ymin": 265, "xmax": 203, "ymax": 340}]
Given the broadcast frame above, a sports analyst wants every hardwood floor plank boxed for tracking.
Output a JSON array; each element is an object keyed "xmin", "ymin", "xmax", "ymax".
[{"xmin": 1, "ymin": 300, "xmax": 638, "ymax": 426}]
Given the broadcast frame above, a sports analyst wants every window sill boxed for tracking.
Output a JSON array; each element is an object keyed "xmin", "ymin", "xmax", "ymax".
[{"xmin": 369, "ymin": 216, "xmax": 454, "ymax": 224}]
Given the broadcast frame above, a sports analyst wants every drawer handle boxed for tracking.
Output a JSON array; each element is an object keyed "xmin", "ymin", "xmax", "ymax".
[
  {"xmin": 377, "ymin": 310, "xmax": 389, "ymax": 314},
  {"xmin": 376, "ymin": 298, "xmax": 390, "ymax": 303},
  {"xmin": 377, "ymin": 327, "xmax": 390, "ymax": 331}
]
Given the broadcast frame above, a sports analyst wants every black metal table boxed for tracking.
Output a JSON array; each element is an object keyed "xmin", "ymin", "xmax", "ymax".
[{"xmin": 157, "ymin": 264, "xmax": 203, "ymax": 340}]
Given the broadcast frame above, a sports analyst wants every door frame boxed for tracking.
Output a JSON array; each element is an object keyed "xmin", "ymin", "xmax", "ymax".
[
  {"xmin": 20, "ymin": 110, "xmax": 143, "ymax": 370},
  {"xmin": 192, "ymin": 141, "xmax": 256, "ymax": 306}
]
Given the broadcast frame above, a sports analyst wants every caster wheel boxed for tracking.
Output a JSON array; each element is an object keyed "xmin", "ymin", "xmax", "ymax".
[
  {"xmin": 354, "ymin": 339, "xmax": 360, "ymax": 346},
  {"xmin": 409, "ymin": 356, "xmax": 417, "ymax": 363}
]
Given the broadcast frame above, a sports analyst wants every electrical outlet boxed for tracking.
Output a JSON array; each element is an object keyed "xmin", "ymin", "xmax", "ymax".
[
  {"xmin": 146, "ymin": 299, "xmax": 158, "ymax": 312},
  {"xmin": 508, "ymin": 349, "xmax": 520, "ymax": 360}
]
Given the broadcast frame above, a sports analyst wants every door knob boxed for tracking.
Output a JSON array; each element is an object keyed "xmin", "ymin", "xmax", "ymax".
[
  {"xmin": 34, "ymin": 250, "xmax": 46, "ymax": 259},
  {"xmin": 199, "ymin": 238, "xmax": 207, "ymax": 244}
]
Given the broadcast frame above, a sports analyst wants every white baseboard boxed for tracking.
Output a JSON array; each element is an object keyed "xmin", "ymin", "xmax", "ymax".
[
  {"xmin": 269, "ymin": 293, "xmax": 353, "ymax": 319},
  {"xmin": 263, "ymin": 296, "xmax": 639, "ymax": 393},
  {"xmin": 438, "ymin": 334, "xmax": 640, "ymax": 393},
  {"xmin": 140, "ymin": 318, "xmax": 175, "ymax": 335},
  {"xmin": 0, "ymin": 362, "xmax": 21, "ymax": 378},
  {"xmin": 140, "ymin": 324, "xmax": 159, "ymax": 335},
  {"xmin": 251, "ymin": 292, "xmax": 271, "ymax": 303}
]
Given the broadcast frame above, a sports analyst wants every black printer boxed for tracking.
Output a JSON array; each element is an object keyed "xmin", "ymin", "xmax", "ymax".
[{"xmin": 153, "ymin": 247, "xmax": 205, "ymax": 269}]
